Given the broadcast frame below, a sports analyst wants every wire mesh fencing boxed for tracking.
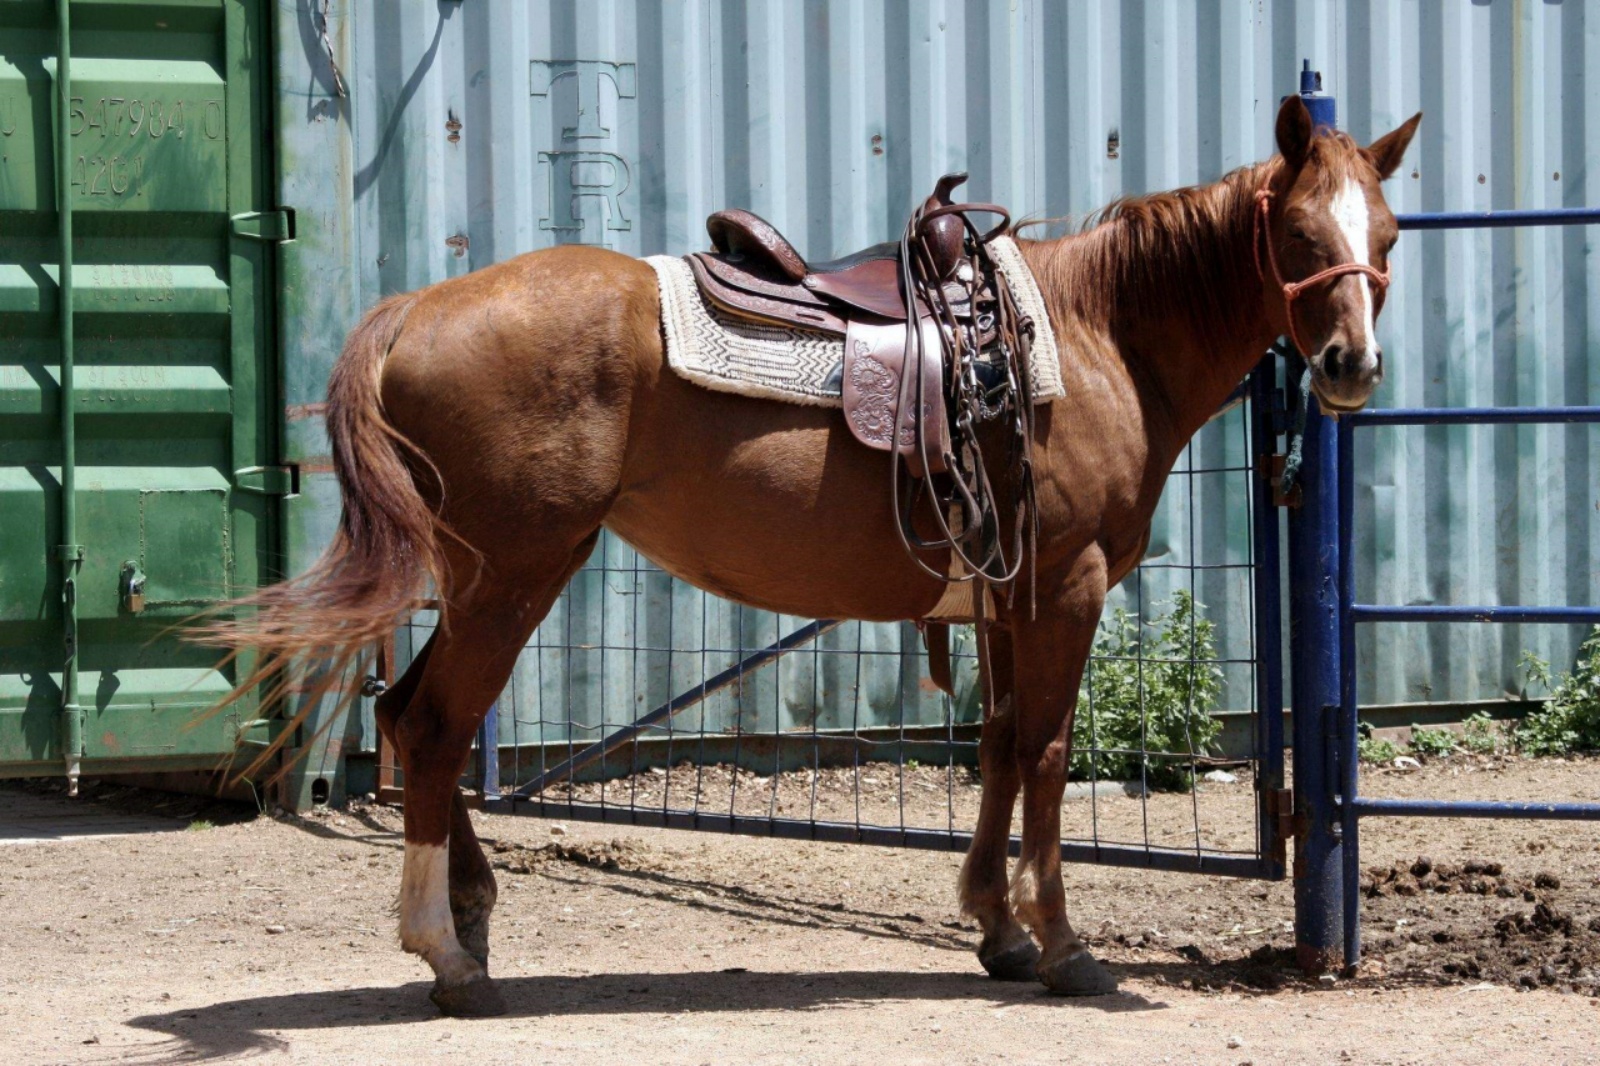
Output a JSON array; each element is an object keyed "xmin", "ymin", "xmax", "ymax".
[{"xmin": 381, "ymin": 376, "xmax": 1283, "ymax": 878}]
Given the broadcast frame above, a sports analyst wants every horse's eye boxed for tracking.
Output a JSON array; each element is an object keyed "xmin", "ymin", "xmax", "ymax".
[{"xmin": 1289, "ymin": 225, "xmax": 1310, "ymax": 241}]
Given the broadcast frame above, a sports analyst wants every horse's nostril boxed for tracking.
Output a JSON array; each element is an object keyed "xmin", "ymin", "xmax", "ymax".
[{"xmin": 1323, "ymin": 345, "xmax": 1346, "ymax": 381}]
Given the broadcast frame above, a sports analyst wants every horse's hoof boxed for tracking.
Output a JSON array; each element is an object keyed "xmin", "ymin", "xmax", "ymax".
[
  {"xmin": 430, "ymin": 975, "xmax": 507, "ymax": 1018},
  {"xmin": 979, "ymin": 937, "xmax": 1042, "ymax": 981},
  {"xmin": 1038, "ymin": 949, "xmax": 1119, "ymax": 996}
]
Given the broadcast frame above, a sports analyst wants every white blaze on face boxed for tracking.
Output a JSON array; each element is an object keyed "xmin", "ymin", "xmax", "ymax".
[{"xmin": 1329, "ymin": 177, "xmax": 1378, "ymax": 360}]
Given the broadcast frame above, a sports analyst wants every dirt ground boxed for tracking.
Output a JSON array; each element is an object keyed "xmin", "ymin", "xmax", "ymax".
[{"xmin": 2, "ymin": 757, "xmax": 1599, "ymax": 1065}]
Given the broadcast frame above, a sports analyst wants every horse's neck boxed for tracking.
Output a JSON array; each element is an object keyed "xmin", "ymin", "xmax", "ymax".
[{"xmin": 1037, "ymin": 169, "xmax": 1277, "ymax": 456}]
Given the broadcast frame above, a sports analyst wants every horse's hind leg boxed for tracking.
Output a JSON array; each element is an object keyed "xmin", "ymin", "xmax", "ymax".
[
  {"xmin": 389, "ymin": 536, "xmax": 596, "ymax": 1017},
  {"xmin": 375, "ymin": 635, "xmax": 501, "ymax": 977},
  {"xmin": 376, "ymin": 639, "xmax": 496, "ymax": 965},
  {"xmin": 1008, "ymin": 571, "xmax": 1119, "ymax": 996},
  {"xmin": 380, "ymin": 644, "xmax": 499, "ymax": 972},
  {"xmin": 447, "ymin": 790, "xmax": 495, "ymax": 968},
  {"xmin": 957, "ymin": 629, "xmax": 1039, "ymax": 980}
]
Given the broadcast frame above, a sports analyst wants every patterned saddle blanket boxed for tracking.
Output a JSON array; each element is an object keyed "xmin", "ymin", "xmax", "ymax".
[{"xmin": 645, "ymin": 235, "xmax": 1064, "ymax": 411}]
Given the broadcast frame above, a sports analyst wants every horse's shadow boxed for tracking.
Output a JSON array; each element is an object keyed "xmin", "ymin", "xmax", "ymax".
[{"xmin": 121, "ymin": 968, "xmax": 1165, "ymax": 1062}]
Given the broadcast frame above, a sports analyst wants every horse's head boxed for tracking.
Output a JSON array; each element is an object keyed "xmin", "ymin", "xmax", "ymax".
[{"xmin": 1260, "ymin": 96, "xmax": 1421, "ymax": 412}]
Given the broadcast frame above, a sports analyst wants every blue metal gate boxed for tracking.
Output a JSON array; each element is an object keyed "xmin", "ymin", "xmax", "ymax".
[{"xmin": 1283, "ymin": 86, "xmax": 1600, "ymax": 970}]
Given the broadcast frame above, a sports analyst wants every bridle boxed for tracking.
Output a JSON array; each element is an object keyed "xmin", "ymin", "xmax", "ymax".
[{"xmin": 1252, "ymin": 187, "xmax": 1390, "ymax": 358}]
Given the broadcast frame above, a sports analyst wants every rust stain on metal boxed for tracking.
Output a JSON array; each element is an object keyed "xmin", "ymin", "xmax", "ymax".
[
  {"xmin": 285, "ymin": 403, "xmax": 329, "ymax": 421},
  {"xmin": 446, "ymin": 233, "xmax": 469, "ymax": 257},
  {"xmin": 446, "ymin": 112, "xmax": 462, "ymax": 143}
]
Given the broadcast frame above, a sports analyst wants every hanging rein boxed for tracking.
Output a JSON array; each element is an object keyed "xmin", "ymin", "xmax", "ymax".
[{"xmin": 892, "ymin": 198, "xmax": 1039, "ymax": 614}]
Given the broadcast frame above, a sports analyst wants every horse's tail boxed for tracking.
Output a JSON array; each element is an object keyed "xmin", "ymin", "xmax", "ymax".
[{"xmin": 195, "ymin": 291, "xmax": 446, "ymax": 776}]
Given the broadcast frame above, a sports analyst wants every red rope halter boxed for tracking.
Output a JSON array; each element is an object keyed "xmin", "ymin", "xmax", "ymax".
[{"xmin": 1253, "ymin": 188, "xmax": 1390, "ymax": 358}]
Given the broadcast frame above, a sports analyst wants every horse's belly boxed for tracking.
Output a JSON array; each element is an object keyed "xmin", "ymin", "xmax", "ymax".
[{"xmin": 605, "ymin": 392, "xmax": 945, "ymax": 621}]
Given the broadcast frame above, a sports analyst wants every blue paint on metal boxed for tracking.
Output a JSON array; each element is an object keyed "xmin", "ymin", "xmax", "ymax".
[
  {"xmin": 1337, "ymin": 418, "xmax": 1362, "ymax": 970},
  {"xmin": 1351, "ymin": 605, "xmax": 1600, "ymax": 624},
  {"xmin": 1288, "ymin": 398, "xmax": 1345, "ymax": 972},
  {"xmin": 1331, "ymin": 193, "xmax": 1600, "ymax": 971},
  {"xmin": 1283, "ymin": 63, "xmax": 1346, "ymax": 974},
  {"xmin": 1396, "ymin": 208, "xmax": 1600, "ymax": 230},
  {"xmin": 1291, "ymin": 59, "xmax": 1335, "ymax": 131},
  {"xmin": 1350, "ymin": 407, "xmax": 1600, "ymax": 426},
  {"xmin": 1350, "ymin": 798, "xmax": 1600, "ymax": 821}
]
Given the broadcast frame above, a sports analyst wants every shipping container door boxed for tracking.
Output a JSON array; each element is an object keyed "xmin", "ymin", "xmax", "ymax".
[{"xmin": 0, "ymin": 0, "xmax": 276, "ymax": 774}]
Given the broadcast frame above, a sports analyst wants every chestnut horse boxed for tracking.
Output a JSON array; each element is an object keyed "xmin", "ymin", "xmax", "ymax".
[{"xmin": 209, "ymin": 97, "xmax": 1418, "ymax": 1015}]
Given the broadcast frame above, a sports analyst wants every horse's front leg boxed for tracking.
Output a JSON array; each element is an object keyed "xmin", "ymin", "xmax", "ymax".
[
  {"xmin": 1008, "ymin": 564, "xmax": 1120, "ymax": 996},
  {"xmin": 958, "ymin": 629, "xmax": 1039, "ymax": 980}
]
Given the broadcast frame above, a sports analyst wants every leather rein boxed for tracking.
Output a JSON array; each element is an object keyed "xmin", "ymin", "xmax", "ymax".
[
  {"xmin": 891, "ymin": 198, "xmax": 1038, "ymax": 612},
  {"xmin": 1252, "ymin": 187, "xmax": 1389, "ymax": 358}
]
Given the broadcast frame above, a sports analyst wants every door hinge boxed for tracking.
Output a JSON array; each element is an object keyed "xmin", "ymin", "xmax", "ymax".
[
  {"xmin": 1263, "ymin": 787, "xmax": 1295, "ymax": 869},
  {"xmin": 231, "ymin": 209, "xmax": 297, "ymax": 243},
  {"xmin": 234, "ymin": 465, "xmax": 300, "ymax": 498}
]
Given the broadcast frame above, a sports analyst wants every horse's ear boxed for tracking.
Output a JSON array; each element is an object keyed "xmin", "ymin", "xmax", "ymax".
[
  {"xmin": 1275, "ymin": 95, "xmax": 1313, "ymax": 171},
  {"xmin": 1364, "ymin": 112, "xmax": 1423, "ymax": 180}
]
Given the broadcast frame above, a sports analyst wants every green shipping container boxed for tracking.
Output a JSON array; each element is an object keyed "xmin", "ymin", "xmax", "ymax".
[{"xmin": 0, "ymin": 0, "xmax": 281, "ymax": 780}]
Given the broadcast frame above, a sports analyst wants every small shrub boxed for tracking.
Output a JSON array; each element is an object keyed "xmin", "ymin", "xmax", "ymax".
[
  {"xmin": 186, "ymin": 819, "xmax": 214, "ymax": 832},
  {"xmin": 1357, "ymin": 722, "xmax": 1401, "ymax": 765},
  {"xmin": 1072, "ymin": 590, "xmax": 1224, "ymax": 791},
  {"xmin": 1518, "ymin": 649, "xmax": 1555, "ymax": 697},
  {"xmin": 1408, "ymin": 725, "xmax": 1458, "ymax": 759},
  {"xmin": 1516, "ymin": 627, "xmax": 1600, "ymax": 757},
  {"xmin": 1460, "ymin": 710, "xmax": 1507, "ymax": 755}
]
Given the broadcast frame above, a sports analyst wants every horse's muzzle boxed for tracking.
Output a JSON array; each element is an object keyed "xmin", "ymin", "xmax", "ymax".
[{"xmin": 1309, "ymin": 342, "xmax": 1383, "ymax": 413}]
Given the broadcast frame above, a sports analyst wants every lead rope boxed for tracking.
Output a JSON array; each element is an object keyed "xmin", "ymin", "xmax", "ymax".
[{"xmin": 1276, "ymin": 343, "xmax": 1313, "ymax": 498}]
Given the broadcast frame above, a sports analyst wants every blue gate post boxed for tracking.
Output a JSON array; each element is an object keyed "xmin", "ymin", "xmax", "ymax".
[{"xmin": 1283, "ymin": 62, "xmax": 1347, "ymax": 974}]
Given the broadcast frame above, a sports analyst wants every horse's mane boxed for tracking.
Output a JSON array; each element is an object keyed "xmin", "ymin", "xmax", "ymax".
[{"xmin": 1019, "ymin": 130, "xmax": 1374, "ymax": 348}]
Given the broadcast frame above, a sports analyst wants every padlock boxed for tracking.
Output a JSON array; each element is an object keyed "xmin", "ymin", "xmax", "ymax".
[{"xmin": 119, "ymin": 560, "xmax": 147, "ymax": 614}]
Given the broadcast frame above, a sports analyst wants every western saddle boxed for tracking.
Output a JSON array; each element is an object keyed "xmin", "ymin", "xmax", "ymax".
[
  {"xmin": 686, "ymin": 173, "xmax": 1040, "ymax": 651},
  {"xmin": 691, "ymin": 174, "xmax": 970, "ymax": 330}
]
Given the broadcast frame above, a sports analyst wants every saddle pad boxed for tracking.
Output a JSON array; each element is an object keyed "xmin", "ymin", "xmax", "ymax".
[{"xmin": 646, "ymin": 235, "xmax": 1065, "ymax": 408}]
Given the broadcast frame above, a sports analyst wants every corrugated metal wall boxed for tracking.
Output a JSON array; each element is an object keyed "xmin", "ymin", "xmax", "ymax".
[{"xmin": 277, "ymin": 0, "xmax": 1598, "ymax": 753}]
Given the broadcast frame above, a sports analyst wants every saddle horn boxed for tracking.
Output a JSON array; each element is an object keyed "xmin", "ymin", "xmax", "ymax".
[{"xmin": 919, "ymin": 172, "xmax": 971, "ymax": 281}]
